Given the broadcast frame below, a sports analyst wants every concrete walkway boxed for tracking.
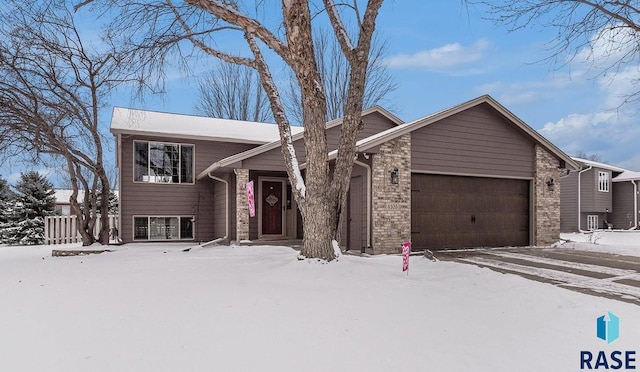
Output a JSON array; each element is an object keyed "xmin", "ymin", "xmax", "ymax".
[{"xmin": 436, "ymin": 247, "xmax": 640, "ymax": 306}]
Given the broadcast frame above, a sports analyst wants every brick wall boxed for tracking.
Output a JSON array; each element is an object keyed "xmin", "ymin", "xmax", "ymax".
[
  {"xmin": 534, "ymin": 145, "xmax": 561, "ymax": 246},
  {"xmin": 235, "ymin": 169, "xmax": 250, "ymax": 241},
  {"xmin": 371, "ymin": 134, "xmax": 411, "ymax": 254}
]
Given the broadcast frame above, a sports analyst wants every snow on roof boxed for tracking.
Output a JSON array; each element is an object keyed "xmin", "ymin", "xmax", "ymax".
[
  {"xmin": 110, "ymin": 107, "xmax": 304, "ymax": 144},
  {"xmin": 572, "ymin": 157, "xmax": 628, "ymax": 173},
  {"xmin": 613, "ymin": 170, "xmax": 640, "ymax": 182}
]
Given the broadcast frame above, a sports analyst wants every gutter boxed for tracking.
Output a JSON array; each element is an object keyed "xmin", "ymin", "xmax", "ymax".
[
  {"xmin": 201, "ymin": 172, "xmax": 229, "ymax": 246},
  {"xmin": 577, "ymin": 165, "xmax": 593, "ymax": 232},
  {"xmin": 354, "ymin": 159, "xmax": 371, "ymax": 252}
]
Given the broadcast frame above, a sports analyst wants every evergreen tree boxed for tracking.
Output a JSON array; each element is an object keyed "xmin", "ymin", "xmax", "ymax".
[
  {"xmin": 3, "ymin": 171, "xmax": 56, "ymax": 245},
  {"xmin": 0, "ymin": 176, "xmax": 14, "ymax": 243}
]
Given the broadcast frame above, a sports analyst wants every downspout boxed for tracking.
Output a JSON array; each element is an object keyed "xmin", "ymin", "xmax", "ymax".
[
  {"xmin": 354, "ymin": 159, "xmax": 371, "ymax": 252},
  {"xmin": 633, "ymin": 180, "xmax": 638, "ymax": 230},
  {"xmin": 577, "ymin": 165, "xmax": 593, "ymax": 232},
  {"xmin": 115, "ymin": 133, "xmax": 122, "ymax": 243},
  {"xmin": 202, "ymin": 172, "xmax": 229, "ymax": 246}
]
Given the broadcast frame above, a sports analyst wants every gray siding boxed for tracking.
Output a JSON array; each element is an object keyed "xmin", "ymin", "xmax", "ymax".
[
  {"xmin": 340, "ymin": 162, "xmax": 368, "ymax": 250},
  {"xmin": 581, "ymin": 168, "xmax": 612, "ymax": 213},
  {"xmin": 410, "ymin": 104, "xmax": 535, "ymax": 178},
  {"xmin": 560, "ymin": 172, "xmax": 579, "ymax": 232},
  {"xmin": 119, "ymin": 135, "xmax": 254, "ymax": 243},
  {"xmin": 611, "ymin": 181, "xmax": 637, "ymax": 229},
  {"xmin": 242, "ymin": 111, "xmax": 398, "ymax": 171}
]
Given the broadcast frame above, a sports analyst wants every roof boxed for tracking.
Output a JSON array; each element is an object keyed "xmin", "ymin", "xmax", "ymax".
[
  {"xmin": 196, "ymin": 105, "xmax": 404, "ymax": 179},
  {"xmin": 572, "ymin": 157, "xmax": 628, "ymax": 173},
  {"xmin": 613, "ymin": 170, "xmax": 640, "ymax": 182},
  {"xmin": 110, "ymin": 107, "xmax": 304, "ymax": 144},
  {"xmin": 327, "ymin": 95, "xmax": 581, "ymax": 170}
]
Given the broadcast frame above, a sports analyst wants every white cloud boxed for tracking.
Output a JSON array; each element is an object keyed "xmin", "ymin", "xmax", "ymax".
[
  {"xmin": 540, "ymin": 110, "xmax": 640, "ymax": 169},
  {"xmin": 386, "ymin": 39, "xmax": 491, "ymax": 70},
  {"xmin": 574, "ymin": 25, "xmax": 639, "ymax": 70},
  {"xmin": 475, "ymin": 74, "xmax": 577, "ymax": 105}
]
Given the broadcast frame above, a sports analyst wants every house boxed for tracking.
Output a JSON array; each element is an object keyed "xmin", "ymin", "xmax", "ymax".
[
  {"xmin": 53, "ymin": 189, "xmax": 120, "ymax": 216},
  {"xmin": 561, "ymin": 158, "xmax": 640, "ymax": 231},
  {"xmin": 110, "ymin": 95, "xmax": 579, "ymax": 253},
  {"xmin": 612, "ymin": 170, "xmax": 640, "ymax": 230}
]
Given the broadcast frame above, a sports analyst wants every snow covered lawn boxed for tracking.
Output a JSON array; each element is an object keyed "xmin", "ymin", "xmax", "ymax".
[
  {"xmin": 561, "ymin": 231, "xmax": 640, "ymax": 257},
  {"xmin": 1, "ymin": 243, "xmax": 639, "ymax": 372}
]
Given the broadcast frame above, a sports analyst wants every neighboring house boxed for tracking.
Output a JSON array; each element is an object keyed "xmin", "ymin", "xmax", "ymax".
[
  {"xmin": 611, "ymin": 170, "xmax": 640, "ymax": 230},
  {"xmin": 110, "ymin": 95, "xmax": 579, "ymax": 253},
  {"xmin": 53, "ymin": 189, "xmax": 119, "ymax": 216},
  {"xmin": 561, "ymin": 158, "xmax": 639, "ymax": 232},
  {"xmin": 54, "ymin": 189, "xmax": 79, "ymax": 215}
]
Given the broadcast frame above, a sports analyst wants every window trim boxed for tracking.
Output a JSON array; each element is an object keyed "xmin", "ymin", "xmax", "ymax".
[
  {"xmin": 597, "ymin": 171, "xmax": 610, "ymax": 192},
  {"xmin": 587, "ymin": 215, "xmax": 598, "ymax": 231},
  {"xmin": 133, "ymin": 140, "xmax": 195, "ymax": 185},
  {"xmin": 132, "ymin": 215, "xmax": 195, "ymax": 241}
]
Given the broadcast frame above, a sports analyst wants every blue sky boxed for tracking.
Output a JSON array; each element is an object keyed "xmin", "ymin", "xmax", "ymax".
[
  {"xmin": 131, "ymin": 1, "xmax": 640, "ymax": 168},
  {"xmin": 4, "ymin": 1, "xmax": 640, "ymax": 186}
]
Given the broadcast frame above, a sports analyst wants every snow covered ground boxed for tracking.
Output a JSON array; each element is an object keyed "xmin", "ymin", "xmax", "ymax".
[
  {"xmin": 1, "ymin": 242, "xmax": 639, "ymax": 372},
  {"xmin": 560, "ymin": 231, "xmax": 640, "ymax": 257}
]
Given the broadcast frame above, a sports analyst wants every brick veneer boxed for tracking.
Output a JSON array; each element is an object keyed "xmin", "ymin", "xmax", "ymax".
[
  {"xmin": 235, "ymin": 169, "xmax": 250, "ymax": 241},
  {"xmin": 371, "ymin": 134, "xmax": 412, "ymax": 254},
  {"xmin": 534, "ymin": 145, "xmax": 561, "ymax": 246}
]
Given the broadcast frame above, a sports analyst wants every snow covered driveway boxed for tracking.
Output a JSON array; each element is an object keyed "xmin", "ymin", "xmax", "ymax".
[{"xmin": 438, "ymin": 247, "xmax": 640, "ymax": 305}]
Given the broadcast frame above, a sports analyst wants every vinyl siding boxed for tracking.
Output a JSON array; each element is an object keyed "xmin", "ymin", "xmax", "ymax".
[
  {"xmin": 340, "ymin": 163, "xmax": 368, "ymax": 250},
  {"xmin": 560, "ymin": 172, "xmax": 579, "ymax": 232},
  {"xmin": 611, "ymin": 181, "xmax": 637, "ymax": 229},
  {"xmin": 581, "ymin": 168, "xmax": 612, "ymax": 212},
  {"xmin": 410, "ymin": 104, "xmax": 535, "ymax": 178},
  {"xmin": 119, "ymin": 135, "xmax": 255, "ymax": 243},
  {"xmin": 242, "ymin": 111, "xmax": 398, "ymax": 171}
]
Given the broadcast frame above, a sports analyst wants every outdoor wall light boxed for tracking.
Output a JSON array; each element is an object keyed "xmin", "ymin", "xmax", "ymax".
[
  {"xmin": 390, "ymin": 168, "xmax": 399, "ymax": 184},
  {"xmin": 546, "ymin": 177, "xmax": 555, "ymax": 192}
]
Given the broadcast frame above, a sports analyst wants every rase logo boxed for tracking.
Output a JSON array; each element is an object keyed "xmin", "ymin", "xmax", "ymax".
[
  {"xmin": 598, "ymin": 312, "xmax": 620, "ymax": 344},
  {"xmin": 580, "ymin": 312, "xmax": 636, "ymax": 370}
]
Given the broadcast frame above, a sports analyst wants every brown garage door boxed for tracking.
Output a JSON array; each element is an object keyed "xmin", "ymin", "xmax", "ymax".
[{"xmin": 411, "ymin": 174, "xmax": 529, "ymax": 250}]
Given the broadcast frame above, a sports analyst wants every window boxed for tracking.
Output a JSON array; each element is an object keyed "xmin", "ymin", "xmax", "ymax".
[
  {"xmin": 133, "ymin": 216, "xmax": 194, "ymax": 240},
  {"xmin": 134, "ymin": 141, "xmax": 194, "ymax": 184},
  {"xmin": 587, "ymin": 215, "xmax": 598, "ymax": 231},
  {"xmin": 598, "ymin": 171, "xmax": 609, "ymax": 192}
]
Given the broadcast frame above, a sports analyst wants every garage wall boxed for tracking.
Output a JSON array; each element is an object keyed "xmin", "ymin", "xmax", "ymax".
[
  {"xmin": 371, "ymin": 134, "xmax": 411, "ymax": 254},
  {"xmin": 411, "ymin": 103, "xmax": 534, "ymax": 178}
]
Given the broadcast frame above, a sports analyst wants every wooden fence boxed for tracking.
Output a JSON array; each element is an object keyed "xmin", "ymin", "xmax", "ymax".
[{"xmin": 44, "ymin": 215, "xmax": 119, "ymax": 245}]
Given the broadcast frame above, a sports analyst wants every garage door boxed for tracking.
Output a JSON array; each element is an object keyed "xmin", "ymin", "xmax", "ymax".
[{"xmin": 411, "ymin": 174, "xmax": 529, "ymax": 250}]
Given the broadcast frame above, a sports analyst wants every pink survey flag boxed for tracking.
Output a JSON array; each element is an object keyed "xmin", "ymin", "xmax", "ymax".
[
  {"xmin": 246, "ymin": 181, "xmax": 255, "ymax": 217},
  {"xmin": 402, "ymin": 241, "xmax": 411, "ymax": 272}
]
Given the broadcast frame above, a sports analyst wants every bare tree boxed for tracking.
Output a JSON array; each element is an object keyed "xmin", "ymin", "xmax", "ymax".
[
  {"xmin": 195, "ymin": 62, "xmax": 273, "ymax": 122},
  {"xmin": 286, "ymin": 29, "xmax": 397, "ymax": 123},
  {"xmin": 0, "ymin": 1, "xmax": 131, "ymax": 245},
  {"xmin": 79, "ymin": 0, "xmax": 384, "ymax": 260},
  {"xmin": 574, "ymin": 151, "xmax": 603, "ymax": 162},
  {"xmin": 478, "ymin": 0, "xmax": 640, "ymax": 106}
]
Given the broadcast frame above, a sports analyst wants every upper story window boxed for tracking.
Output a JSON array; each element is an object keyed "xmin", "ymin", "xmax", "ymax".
[
  {"xmin": 598, "ymin": 171, "xmax": 609, "ymax": 192},
  {"xmin": 134, "ymin": 141, "xmax": 194, "ymax": 184}
]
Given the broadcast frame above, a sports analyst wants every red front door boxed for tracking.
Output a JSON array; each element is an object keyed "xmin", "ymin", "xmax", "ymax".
[{"xmin": 261, "ymin": 181, "xmax": 283, "ymax": 235}]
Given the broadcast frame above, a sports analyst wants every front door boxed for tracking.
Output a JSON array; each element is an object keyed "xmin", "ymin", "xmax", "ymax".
[{"xmin": 261, "ymin": 180, "xmax": 283, "ymax": 236}]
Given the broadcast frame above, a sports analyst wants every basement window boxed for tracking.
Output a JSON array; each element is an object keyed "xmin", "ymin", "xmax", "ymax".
[
  {"xmin": 587, "ymin": 215, "xmax": 598, "ymax": 231},
  {"xmin": 134, "ymin": 216, "xmax": 194, "ymax": 240}
]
